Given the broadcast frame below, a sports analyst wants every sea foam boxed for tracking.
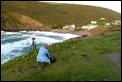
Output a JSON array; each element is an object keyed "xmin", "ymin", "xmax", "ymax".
[{"xmin": 1, "ymin": 31, "xmax": 79, "ymax": 64}]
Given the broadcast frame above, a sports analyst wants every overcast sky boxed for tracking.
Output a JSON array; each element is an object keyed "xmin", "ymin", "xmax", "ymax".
[{"xmin": 41, "ymin": 1, "xmax": 121, "ymax": 13}]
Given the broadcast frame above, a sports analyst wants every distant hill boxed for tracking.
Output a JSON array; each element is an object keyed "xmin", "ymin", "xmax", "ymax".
[{"xmin": 1, "ymin": 1, "xmax": 121, "ymax": 31}]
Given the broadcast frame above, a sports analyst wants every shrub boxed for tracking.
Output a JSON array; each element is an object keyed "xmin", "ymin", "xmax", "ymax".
[{"xmin": 51, "ymin": 24, "xmax": 63, "ymax": 29}]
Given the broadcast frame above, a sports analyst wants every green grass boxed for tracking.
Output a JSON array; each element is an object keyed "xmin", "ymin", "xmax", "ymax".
[
  {"xmin": 1, "ymin": 1, "xmax": 121, "ymax": 31},
  {"xmin": 1, "ymin": 31, "xmax": 121, "ymax": 81}
]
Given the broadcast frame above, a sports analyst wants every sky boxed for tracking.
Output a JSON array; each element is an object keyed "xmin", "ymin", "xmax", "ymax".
[{"xmin": 41, "ymin": 1, "xmax": 121, "ymax": 13}]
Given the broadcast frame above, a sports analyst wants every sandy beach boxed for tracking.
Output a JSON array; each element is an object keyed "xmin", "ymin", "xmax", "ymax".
[{"xmin": 51, "ymin": 29, "xmax": 92, "ymax": 37}]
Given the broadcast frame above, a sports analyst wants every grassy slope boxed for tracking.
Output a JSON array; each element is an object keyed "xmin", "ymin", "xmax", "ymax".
[
  {"xmin": 1, "ymin": 31, "xmax": 121, "ymax": 81},
  {"xmin": 1, "ymin": 1, "xmax": 121, "ymax": 31}
]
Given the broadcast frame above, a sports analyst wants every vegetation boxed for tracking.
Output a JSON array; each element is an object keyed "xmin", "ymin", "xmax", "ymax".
[
  {"xmin": 1, "ymin": 1, "xmax": 121, "ymax": 31},
  {"xmin": 51, "ymin": 24, "xmax": 63, "ymax": 29},
  {"xmin": 1, "ymin": 31, "xmax": 121, "ymax": 81},
  {"xmin": 1, "ymin": 14, "xmax": 22, "ymax": 25},
  {"xmin": 1, "ymin": 1, "xmax": 121, "ymax": 81}
]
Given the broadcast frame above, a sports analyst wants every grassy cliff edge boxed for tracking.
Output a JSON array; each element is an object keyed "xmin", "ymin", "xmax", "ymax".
[{"xmin": 1, "ymin": 31, "xmax": 121, "ymax": 81}]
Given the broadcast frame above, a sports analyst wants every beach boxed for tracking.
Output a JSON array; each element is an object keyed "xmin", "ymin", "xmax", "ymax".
[{"xmin": 51, "ymin": 29, "xmax": 92, "ymax": 37}]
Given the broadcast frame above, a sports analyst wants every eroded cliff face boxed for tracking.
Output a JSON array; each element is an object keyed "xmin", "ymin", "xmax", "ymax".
[{"xmin": 1, "ymin": 13, "xmax": 49, "ymax": 31}]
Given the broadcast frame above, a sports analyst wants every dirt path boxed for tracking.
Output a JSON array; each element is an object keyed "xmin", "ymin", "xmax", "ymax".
[
  {"xmin": 107, "ymin": 52, "xmax": 121, "ymax": 71},
  {"xmin": 51, "ymin": 29, "xmax": 121, "ymax": 71}
]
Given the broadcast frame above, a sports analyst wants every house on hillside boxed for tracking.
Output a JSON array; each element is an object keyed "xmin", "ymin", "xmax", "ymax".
[
  {"xmin": 105, "ymin": 23, "xmax": 110, "ymax": 26},
  {"xmin": 81, "ymin": 20, "xmax": 98, "ymax": 30},
  {"xmin": 81, "ymin": 24, "xmax": 98, "ymax": 30},
  {"xmin": 91, "ymin": 21, "xmax": 97, "ymax": 24},
  {"xmin": 100, "ymin": 17, "xmax": 105, "ymax": 20},
  {"xmin": 103, "ymin": 22, "xmax": 111, "ymax": 27},
  {"xmin": 62, "ymin": 24, "xmax": 76, "ymax": 30},
  {"xmin": 111, "ymin": 20, "xmax": 121, "ymax": 25}
]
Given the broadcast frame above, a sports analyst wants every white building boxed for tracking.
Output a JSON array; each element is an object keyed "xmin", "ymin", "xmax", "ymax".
[
  {"xmin": 62, "ymin": 24, "xmax": 75, "ymax": 30},
  {"xmin": 81, "ymin": 24, "xmax": 98, "ymax": 30},
  {"xmin": 105, "ymin": 22, "xmax": 110, "ymax": 26},
  {"xmin": 100, "ymin": 18, "xmax": 105, "ymax": 20},
  {"xmin": 103, "ymin": 22, "xmax": 111, "ymax": 27},
  {"xmin": 111, "ymin": 20, "xmax": 121, "ymax": 25},
  {"xmin": 91, "ymin": 21, "xmax": 97, "ymax": 24}
]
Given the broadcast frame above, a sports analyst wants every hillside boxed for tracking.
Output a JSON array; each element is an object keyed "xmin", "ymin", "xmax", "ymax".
[
  {"xmin": 1, "ymin": 1, "xmax": 121, "ymax": 31},
  {"xmin": 1, "ymin": 31, "xmax": 121, "ymax": 81}
]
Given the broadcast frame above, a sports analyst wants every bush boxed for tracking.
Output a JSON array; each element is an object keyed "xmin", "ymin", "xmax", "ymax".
[
  {"xmin": 1, "ymin": 14, "xmax": 21, "ymax": 25},
  {"xmin": 51, "ymin": 24, "xmax": 63, "ymax": 29}
]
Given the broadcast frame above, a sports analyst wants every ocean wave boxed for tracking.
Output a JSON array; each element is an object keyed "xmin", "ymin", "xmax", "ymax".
[{"xmin": 1, "ymin": 31, "xmax": 79, "ymax": 64}]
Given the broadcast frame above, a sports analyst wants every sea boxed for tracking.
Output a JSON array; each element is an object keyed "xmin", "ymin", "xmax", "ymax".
[{"xmin": 1, "ymin": 31, "xmax": 79, "ymax": 64}]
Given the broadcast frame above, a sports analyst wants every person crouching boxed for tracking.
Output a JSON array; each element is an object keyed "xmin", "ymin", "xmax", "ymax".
[{"xmin": 36, "ymin": 43, "xmax": 56, "ymax": 66}]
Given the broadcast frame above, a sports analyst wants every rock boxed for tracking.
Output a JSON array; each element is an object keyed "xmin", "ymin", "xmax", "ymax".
[{"xmin": 82, "ymin": 54, "xmax": 91, "ymax": 61}]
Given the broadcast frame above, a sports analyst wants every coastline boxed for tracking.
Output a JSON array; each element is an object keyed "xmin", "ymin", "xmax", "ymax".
[
  {"xmin": 1, "ymin": 30, "xmax": 86, "ymax": 64},
  {"xmin": 51, "ymin": 29, "xmax": 91, "ymax": 37},
  {"xmin": 1, "ymin": 29, "xmax": 92, "ymax": 37},
  {"xmin": 1, "ymin": 29, "xmax": 92, "ymax": 43}
]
